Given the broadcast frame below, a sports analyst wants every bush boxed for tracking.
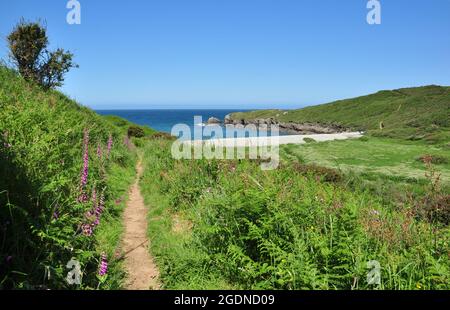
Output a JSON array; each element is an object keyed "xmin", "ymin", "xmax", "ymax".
[
  {"xmin": 417, "ymin": 154, "xmax": 448, "ymax": 165},
  {"xmin": 152, "ymin": 132, "xmax": 176, "ymax": 140},
  {"xmin": 416, "ymin": 195, "xmax": 450, "ymax": 225},
  {"xmin": 303, "ymin": 137, "xmax": 316, "ymax": 143},
  {"xmin": 291, "ymin": 162, "xmax": 343, "ymax": 183},
  {"xmin": 127, "ymin": 125, "xmax": 145, "ymax": 138},
  {"xmin": 7, "ymin": 20, "xmax": 77, "ymax": 89},
  {"xmin": 359, "ymin": 136, "xmax": 369, "ymax": 142}
]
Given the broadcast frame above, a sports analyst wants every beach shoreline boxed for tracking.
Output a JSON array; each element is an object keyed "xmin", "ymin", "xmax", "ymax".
[{"xmin": 183, "ymin": 132, "xmax": 364, "ymax": 147}]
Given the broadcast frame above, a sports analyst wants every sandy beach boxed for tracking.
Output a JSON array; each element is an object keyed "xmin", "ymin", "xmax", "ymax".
[{"xmin": 183, "ymin": 132, "xmax": 364, "ymax": 147}]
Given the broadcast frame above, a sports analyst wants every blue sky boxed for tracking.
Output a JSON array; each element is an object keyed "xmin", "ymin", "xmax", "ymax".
[{"xmin": 1, "ymin": 0, "xmax": 449, "ymax": 109}]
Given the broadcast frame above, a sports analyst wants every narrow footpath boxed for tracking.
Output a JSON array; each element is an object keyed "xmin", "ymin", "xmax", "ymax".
[{"xmin": 122, "ymin": 159, "xmax": 161, "ymax": 290}]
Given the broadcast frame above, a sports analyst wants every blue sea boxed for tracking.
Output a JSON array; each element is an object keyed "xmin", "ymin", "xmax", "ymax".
[{"xmin": 96, "ymin": 109, "xmax": 290, "ymax": 139}]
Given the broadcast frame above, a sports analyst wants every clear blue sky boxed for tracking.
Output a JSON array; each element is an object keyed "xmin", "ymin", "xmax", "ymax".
[{"xmin": 1, "ymin": 0, "xmax": 449, "ymax": 109}]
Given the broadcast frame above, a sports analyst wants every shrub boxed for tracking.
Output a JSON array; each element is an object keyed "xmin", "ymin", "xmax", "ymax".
[
  {"xmin": 303, "ymin": 137, "xmax": 316, "ymax": 143},
  {"xmin": 416, "ymin": 195, "xmax": 450, "ymax": 226},
  {"xmin": 7, "ymin": 20, "xmax": 77, "ymax": 89},
  {"xmin": 152, "ymin": 132, "xmax": 176, "ymax": 140},
  {"xmin": 127, "ymin": 125, "xmax": 145, "ymax": 138},
  {"xmin": 417, "ymin": 154, "xmax": 448, "ymax": 165},
  {"xmin": 291, "ymin": 162, "xmax": 343, "ymax": 183},
  {"xmin": 359, "ymin": 136, "xmax": 369, "ymax": 142}
]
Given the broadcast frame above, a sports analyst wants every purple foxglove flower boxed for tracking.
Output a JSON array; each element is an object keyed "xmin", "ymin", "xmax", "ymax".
[
  {"xmin": 97, "ymin": 143, "xmax": 103, "ymax": 159},
  {"xmin": 107, "ymin": 134, "xmax": 113, "ymax": 158},
  {"xmin": 91, "ymin": 188, "xmax": 97, "ymax": 210},
  {"xmin": 82, "ymin": 223, "xmax": 93, "ymax": 236},
  {"xmin": 78, "ymin": 129, "xmax": 90, "ymax": 203},
  {"xmin": 98, "ymin": 252, "xmax": 108, "ymax": 276}
]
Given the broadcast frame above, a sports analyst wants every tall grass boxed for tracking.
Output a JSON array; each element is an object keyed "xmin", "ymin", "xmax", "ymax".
[
  {"xmin": 0, "ymin": 66, "xmax": 136, "ymax": 289},
  {"xmin": 140, "ymin": 138, "xmax": 449, "ymax": 290}
]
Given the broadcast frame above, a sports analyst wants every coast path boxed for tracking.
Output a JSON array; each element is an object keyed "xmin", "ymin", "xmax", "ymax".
[{"xmin": 122, "ymin": 158, "xmax": 161, "ymax": 290}]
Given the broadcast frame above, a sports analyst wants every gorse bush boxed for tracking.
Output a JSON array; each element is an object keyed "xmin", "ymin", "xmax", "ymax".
[
  {"xmin": 7, "ymin": 20, "xmax": 77, "ymax": 89},
  {"xmin": 0, "ymin": 66, "xmax": 135, "ymax": 289},
  {"xmin": 127, "ymin": 125, "xmax": 145, "ymax": 138},
  {"xmin": 142, "ymin": 139, "xmax": 450, "ymax": 290}
]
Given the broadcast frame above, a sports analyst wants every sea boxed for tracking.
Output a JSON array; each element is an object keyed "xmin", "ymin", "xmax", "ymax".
[{"xmin": 96, "ymin": 109, "xmax": 290, "ymax": 139}]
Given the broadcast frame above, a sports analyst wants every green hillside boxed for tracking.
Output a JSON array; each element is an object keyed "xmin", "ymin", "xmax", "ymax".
[
  {"xmin": 230, "ymin": 85, "xmax": 450, "ymax": 143},
  {"xmin": 0, "ymin": 66, "xmax": 138, "ymax": 289}
]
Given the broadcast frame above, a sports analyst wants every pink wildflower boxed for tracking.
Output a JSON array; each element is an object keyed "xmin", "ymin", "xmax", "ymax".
[
  {"xmin": 107, "ymin": 134, "xmax": 113, "ymax": 158},
  {"xmin": 78, "ymin": 129, "xmax": 90, "ymax": 203},
  {"xmin": 97, "ymin": 143, "xmax": 103, "ymax": 159},
  {"xmin": 98, "ymin": 252, "xmax": 108, "ymax": 276}
]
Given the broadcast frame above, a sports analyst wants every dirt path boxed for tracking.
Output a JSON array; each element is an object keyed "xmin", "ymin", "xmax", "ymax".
[{"xmin": 122, "ymin": 159, "xmax": 161, "ymax": 290}]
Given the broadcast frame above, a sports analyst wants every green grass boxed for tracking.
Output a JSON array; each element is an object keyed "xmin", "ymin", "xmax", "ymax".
[
  {"xmin": 103, "ymin": 115, "xmax": 156, "ymax": 137},
  {"xmin": 94, "ymin": 157, "xmax": 137, "ymax": 289},
  {"xmin": 140, "ymin": 143, "xmax": 237, "ymax": 289},
  {"xmin": 0, "ymin": 65, "xmax": 138, "ymax": 289},
  {"xmin": 281, "ymin": 137, "xmax": 450, "ymax": 182},
  {"xmin": 3, "ymin": 62, "xmax": 449, "ymax": 291},
  {"xmin": 230, "ymin": 85, "xmax": 450, "ymax": 143},
  {"xmin": 137, "ymin": 137, "xmax": 450, "ymax": 290}
]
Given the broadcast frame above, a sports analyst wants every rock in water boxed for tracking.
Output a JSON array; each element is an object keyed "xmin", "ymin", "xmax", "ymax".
[{"xmin": 207, "ymin": 117, "xmax": 221, "ymax": 124}]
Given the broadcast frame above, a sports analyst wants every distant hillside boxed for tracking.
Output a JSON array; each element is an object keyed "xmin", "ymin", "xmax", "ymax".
[{"xmin": 230, "ymin": 86, "xmax": 450, "ymax": 143}]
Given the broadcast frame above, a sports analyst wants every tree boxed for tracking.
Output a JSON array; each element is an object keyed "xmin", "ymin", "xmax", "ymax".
[{"xmin": 7, "ymin": 20, "xmax": 78, "ymax": 89}]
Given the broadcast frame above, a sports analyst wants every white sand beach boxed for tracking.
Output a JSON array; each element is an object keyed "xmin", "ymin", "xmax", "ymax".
[{"xmin": 183, "ymin": 132, "xmax": 364, "ymax": 147}]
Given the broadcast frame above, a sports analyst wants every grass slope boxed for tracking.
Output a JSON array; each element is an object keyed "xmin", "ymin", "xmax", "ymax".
[
  {"xmin": 0, "ymin": 66, "xmax": 137, "ymax": 289},
  {"xmin": 230, "ymin": 85, "xmax": 450, "ymax": 143}
]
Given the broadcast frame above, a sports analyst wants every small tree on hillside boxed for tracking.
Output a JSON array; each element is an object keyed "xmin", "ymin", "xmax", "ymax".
[{"xmin": 7, "ymin": 20, "xmax": 78, "ymax": 89}]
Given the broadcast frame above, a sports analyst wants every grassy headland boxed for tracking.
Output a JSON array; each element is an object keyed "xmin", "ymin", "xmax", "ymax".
[{"xmin": 230, "ymin": 85, "xmax": 450, "ymax": 144}]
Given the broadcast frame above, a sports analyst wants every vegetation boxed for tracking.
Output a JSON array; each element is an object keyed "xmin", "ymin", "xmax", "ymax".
[
  {"xmin": 2, "ymin": 61, "xmax": 449, "ymax": 290},
  {"xmin": 140, "ymin": 137, "xmax": 449, "ymax": 290},
  {"xmin": 0, "ymin": 65, "xmax": 136, "ymax": 289},
  {"xmin": 230, "ymin": 85, "xmax": 450, "ymax": 143},
  {"xmin": 102, "ymin": 115, "xmax": 155, "ymax": 137},
  {"xmin": 6, "ymin": 20, "xmax": 77, "ymax": 89},
  {"xmin": 282, "ymin": 137, "xmax": 450, "ymax": 182},
  {"xmin": 303, "ymin": 137, "xmax": 316, "ymax": 143},
  {"xmin": 2, "ymin": 60, "xmax": 449, "ymax": 290},
  {"xmin": 1, "ymin": 21, "xmax": 449, "ymax": 291},
  {"xmin": 127, "ymin": 126, "xmax": 146, "ymax": 138}
]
